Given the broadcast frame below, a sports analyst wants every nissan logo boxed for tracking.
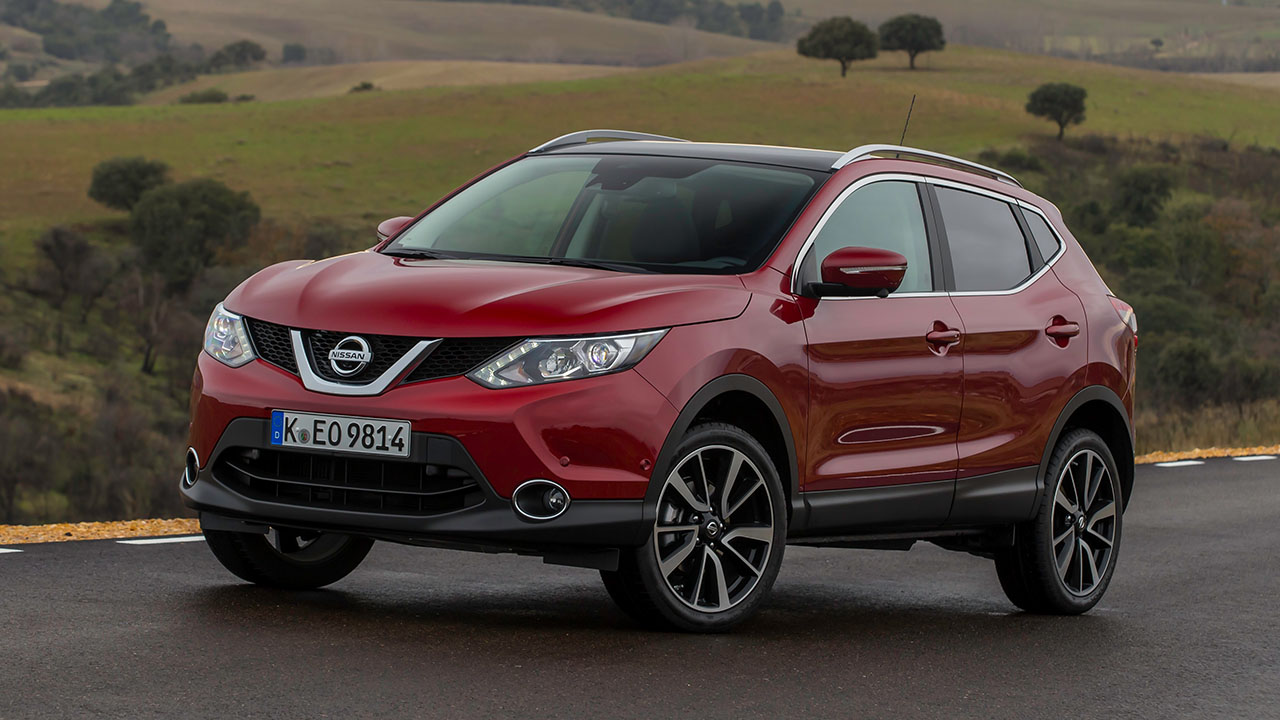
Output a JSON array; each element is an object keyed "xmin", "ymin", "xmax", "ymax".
[{"xmin": 328, "ymin": 336, "xmax": 372, "ymax": 377}]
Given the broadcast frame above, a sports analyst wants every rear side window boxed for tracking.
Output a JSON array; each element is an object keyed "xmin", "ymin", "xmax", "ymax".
[
  {"xmin": 1022, "ymin": 210, "xmax": 1063, "ymax": 263},
  {"xmin": 935, "ymin": 187, "xmax": 1032, "ymax": 292}
]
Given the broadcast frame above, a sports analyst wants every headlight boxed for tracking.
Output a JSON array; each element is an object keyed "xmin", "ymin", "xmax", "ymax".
[
  {"xmin": 468, "ymin": 330, "xmax": 667, "ymax": 388},
  {"xmin": 203, "ymin": 303, "xmax": 256, "ymax": 368}
]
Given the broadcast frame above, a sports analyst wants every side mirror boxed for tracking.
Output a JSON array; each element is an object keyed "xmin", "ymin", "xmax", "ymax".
[
  {"xmin": 376, "ymin": 216, "xmax": 414, "ymax": 242},
  {"xmin": 807, "ymin": 246, "xmax": 908, "ymax": 298}
]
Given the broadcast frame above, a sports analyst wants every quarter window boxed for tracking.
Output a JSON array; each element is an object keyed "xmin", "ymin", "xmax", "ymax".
[
  {"xmin": 804, "ymin": 181, "xmax": 932, "ymax": 293},
  {"xmin": 935, "ymin": 187, "xmax": 1033, "ymax": 292},
  {"xmin": 1023, "ymin": 210, "xmax": 1063, "ymax": 263}
]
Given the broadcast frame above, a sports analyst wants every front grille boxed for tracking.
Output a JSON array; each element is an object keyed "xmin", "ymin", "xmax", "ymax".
[
  {"xmin": 305, "ymin": 330, "xmax": 420, "ymax": 384},
  {"xmin": 215, "ymin": 445, "xmax": 484, "ymax": 516},
  {"xmin": 242, "ymin": 316, "xmax": 515, "ymax": 386},
  {"xmin": 403, "ymin": 338, "xmax": 519, "ymax": 384},
  {"xmin": 245, "ymin": 318, "xmax": 298, "ymax": 374}
]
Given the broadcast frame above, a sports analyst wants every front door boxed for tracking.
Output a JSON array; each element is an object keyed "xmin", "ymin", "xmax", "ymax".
[{"xmin": 797, "ymin": 178, "xmax": 963, "ymax": 530}]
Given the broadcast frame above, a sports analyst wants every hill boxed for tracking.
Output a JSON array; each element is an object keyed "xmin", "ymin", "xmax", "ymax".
[
  {"xmin": 782, "ymin": 0, "xmax": 1280, "ymax": 67},
  {"xmin": 140, "ymin": 60, "xmax": 629, "ymax": 104},
  {"xmin": 3, "ymin": 45, "xmax": 1280, "ymax": 238},
  {"xmin": 68, "ymin": 0, "xmax": 773, "ymax": 66}
]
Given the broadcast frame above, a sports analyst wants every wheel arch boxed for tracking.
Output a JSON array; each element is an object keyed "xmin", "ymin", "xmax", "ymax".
[
  {"xmin": 1039, "ymin": 386, "xmax": 1135, "ymax": 510},
  {"xmin": 644, "ymin": 374, "xmax": 802, "ymax": 527}
]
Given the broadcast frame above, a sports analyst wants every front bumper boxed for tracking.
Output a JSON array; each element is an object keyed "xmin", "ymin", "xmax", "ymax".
[{"xmin": 184, "ymin": 353, "xmax": 677, "ymax": 555}]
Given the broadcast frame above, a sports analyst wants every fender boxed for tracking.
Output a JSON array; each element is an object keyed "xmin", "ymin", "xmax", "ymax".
[
  {"xmin": 642, "ymin": 374, "xmax": 804, "ymax": 530},
  {"xmin": 1035, "ymin": 384, "xmax": 1134, "ymax": 511}
]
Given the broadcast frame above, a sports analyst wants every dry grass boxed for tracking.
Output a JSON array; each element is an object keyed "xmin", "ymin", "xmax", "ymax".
[
  {"xmin": 1136, "ymin": 400, "xmax": 1280, "ymax": 455},
  {"xmin": 0, "ymin": 518, "xmax": 199, "ymax": 545},
  {"xmin": 1136, "ymin": 446, "xmax": 1280, "ymax": 464},
  {"xmin": 142, "ymin": 60, "xmax": 629, "ymax": 104},
  {"xmin": 75, "ymin": 0, "xmax": 771, "ymax": 67},
  {"xmin": 1194, "ymin": 73, "xmax": 1280, "ymax": 90}
]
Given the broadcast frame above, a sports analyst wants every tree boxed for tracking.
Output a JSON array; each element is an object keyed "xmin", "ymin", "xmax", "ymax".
[
  {"xmin": 24, "ymin": 228, "xmax": 115, "ymax": 355},
  {"xmin": 1025, "ymin": 82, "xmax": 1087, "ymax": 141},
  {"xmin": 130, "ymin": 178, "xmax": 260, "ymax": 294},
  {"xmin": 283, "ymin": 42, "xmax": 307, "ymax": 63},
  {"xmin": 797, "ymin": 17, "xmax": 878, "ymax": 77},
  {"xmin": 207, "ymin": 40, "xmax": 266, "ymax": 71},
  {"xmin": 878, "ymin": 14, "xmax": 945, "ymax": 70},
  {"xmin": 89, "ymin": 156, "xmax": 170, "ymax": 211}
]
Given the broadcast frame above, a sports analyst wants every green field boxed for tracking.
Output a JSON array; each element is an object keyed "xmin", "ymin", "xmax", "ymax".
[
  {"xmin": 4, "ymin": 45, "xmax": 1280, "ymax": 241},
  {"xmin": 141, "ymin": 60, "xmax": 630, "ymax": 104},
  {"xmin": 71, "ymin": 0, "xmax": 771, "ymax": 66}
]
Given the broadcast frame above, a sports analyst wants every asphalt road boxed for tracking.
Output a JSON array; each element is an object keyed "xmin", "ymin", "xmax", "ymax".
[{"xmin": 2, "ymin": 458, "xmax": 1277, "ymax": 719}]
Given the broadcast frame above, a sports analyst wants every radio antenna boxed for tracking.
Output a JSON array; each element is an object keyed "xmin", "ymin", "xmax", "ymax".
[{"xmin": 896, "ymin": 94, "xmax": 917, "ymax": 156}]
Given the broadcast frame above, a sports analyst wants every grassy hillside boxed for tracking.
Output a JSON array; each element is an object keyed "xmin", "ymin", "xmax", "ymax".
[
  {"xmin": 1196, "ymin": 72, "xmax": 1280, "ymax": 90},
  {"xmin": 783, "ymin": 0, "xmax": 1280, "ymax": 62},
  {"xmin": 70, "ymin": 0, "xmax": 772, "ymax": 66},
  {"xmin": 3, "ymin": 45, "xmax": 1280, "ymax": 240},
  {"xmin": 140, "ymin": 60, "xmax": 630, "ymax": 104}
]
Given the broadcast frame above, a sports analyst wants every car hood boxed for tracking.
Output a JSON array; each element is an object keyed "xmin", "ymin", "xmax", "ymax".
[{"xmin": 224, "ymin": 251, "xmax": 751, "ymax": 337}]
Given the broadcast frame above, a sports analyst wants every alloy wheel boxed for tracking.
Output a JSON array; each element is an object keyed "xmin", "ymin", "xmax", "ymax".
[
  {"xmin": 1050, "ymin": 449, "xmax": 1117, "ymax": 596},
  {"xmin": 652, "ymin": 444, "xmax": 775, "ymax": 613}
]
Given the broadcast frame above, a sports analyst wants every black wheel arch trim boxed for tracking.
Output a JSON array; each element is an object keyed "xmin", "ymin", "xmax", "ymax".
[
  {"xmin": 1036, "ymin": 384, "xmax": 1135, "ymax": 511},
  {"xmin": 643, "ymin": 374, "xmax": 803, "ymax": 530}
]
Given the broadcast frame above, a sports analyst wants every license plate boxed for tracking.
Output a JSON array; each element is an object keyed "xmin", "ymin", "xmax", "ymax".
[{"xmin": 270, "ymin": 410, "xmax": 410, "ymax": 458}]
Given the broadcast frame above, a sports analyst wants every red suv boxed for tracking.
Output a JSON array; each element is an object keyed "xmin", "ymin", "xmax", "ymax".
[{"xmin": 185, "ymin": 131, "xmax": 1137, "ymax": 632}]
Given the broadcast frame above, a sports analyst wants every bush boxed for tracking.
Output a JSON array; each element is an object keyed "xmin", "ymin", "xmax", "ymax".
[
  {"xmin": 88, "ymin": 156, "xmax": 170, "ymax": 212},
  {"xmin": 4, "ymin": 63, "xmax": 34, "ymax": 82},
  {"xmin": 348, "ymin": 81, "xmax": 377, "ymax": 93},
  {"xmin": 282, "ymin": 43, "xmax": 306, "ymax": 63},
  {"xmin": 178, "ymin": 87, "xmax": 228, "ymax": 104},
  {"xmin": 129, "ymin": 178, "xmax": 261, "ymax": 292},
  {"xmin": 1112, "ymin": 166, "xmax": 1176, "ymax": 227},
  {"xmin": 0, "ymin": 326, "xmax": 27, "ymax": 369},
  {"xmin": 232, "ymin": 94, "xmax": 254, "ymax": 103}
]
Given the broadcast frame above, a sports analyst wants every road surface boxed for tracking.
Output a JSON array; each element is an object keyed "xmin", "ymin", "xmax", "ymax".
[{"xmin": 1, "ymin": 457, "xmax": 1276, "ymax": 718}]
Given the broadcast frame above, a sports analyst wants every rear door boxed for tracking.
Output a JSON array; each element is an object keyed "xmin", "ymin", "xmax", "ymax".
[
  {"xmin": 929, "ymin": 181, "xmax": 1088, "ymax": 523},
  {"xmin": 797, "ymin": 177, "xmax": 963, "ymax": 530}
]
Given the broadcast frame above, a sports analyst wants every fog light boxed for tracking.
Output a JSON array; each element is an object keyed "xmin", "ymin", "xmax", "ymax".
[{"xmin": 513, "ymin": 479, "xmax": 571, "ymax": 521}]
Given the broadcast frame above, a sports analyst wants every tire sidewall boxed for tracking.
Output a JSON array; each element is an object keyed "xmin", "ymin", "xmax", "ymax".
[
  {"xmin": 1031, "ymin": 428, "xmax": 1123, "ymax": 612},
  {"xmin": 632, "ymin": 423, "xmax": 787, "ymax": 632}
]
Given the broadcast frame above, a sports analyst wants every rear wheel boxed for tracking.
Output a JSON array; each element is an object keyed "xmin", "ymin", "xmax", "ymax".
[
  {"xmin": 995, "ymin": 428, "xmax": 1122, "ymax": 614},
  {"xmin": 601, "ymin": 423, "xmax": 787, "ymax": 632},
  {"xmin": 203, "ymin": 527, "xmax": 373, "ymax": 590}
]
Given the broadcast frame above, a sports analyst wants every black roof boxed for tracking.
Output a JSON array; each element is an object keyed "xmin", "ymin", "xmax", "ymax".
[{"xmin": 540, "ymin": 141, "xmax": 842, "ymax": 172}]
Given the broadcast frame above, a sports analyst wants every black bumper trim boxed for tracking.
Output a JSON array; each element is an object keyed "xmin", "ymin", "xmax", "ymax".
[{"xmin": 183, "ymin": 418, "xmax": 649, "ymax": 552}]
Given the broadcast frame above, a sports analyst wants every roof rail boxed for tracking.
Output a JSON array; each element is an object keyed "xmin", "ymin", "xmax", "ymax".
[
  {"xmin": 831, "ymin": 144, "xmax": 1022, "ymax": 188},
  {"xmin": 528, "ymin": 129, "xmax": 689, "ymax": 154}
]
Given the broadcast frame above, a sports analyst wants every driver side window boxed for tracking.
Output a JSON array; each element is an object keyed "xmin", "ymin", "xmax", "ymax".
[{"xmin": 804, "ymin": 181, "xmax": 933, "ymax": 293}]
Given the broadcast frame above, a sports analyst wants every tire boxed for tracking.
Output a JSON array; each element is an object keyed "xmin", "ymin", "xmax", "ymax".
[
  {"xmin": 995, "ymin": 428, "xmax": 1123, "ymax": 614},
  {"xmin": 600, "ymin": 422, "xmax": 787, "ymax": 632},
  {"xmin": 203, "ymin": 527, "xmax": 374, "ymax": 590}
]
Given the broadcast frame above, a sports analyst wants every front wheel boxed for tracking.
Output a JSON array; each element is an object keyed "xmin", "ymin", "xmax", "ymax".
[
  {"xmin": 601, "ymin": 423, "xmax": 787, "ymax": 632},
  {"xmin": 203, "ymin": 527, "xmax": 373, "ymax": 590},
  {"xmin": 995, "ymin": 428, "xmax": 1123, "ymax": 614}
]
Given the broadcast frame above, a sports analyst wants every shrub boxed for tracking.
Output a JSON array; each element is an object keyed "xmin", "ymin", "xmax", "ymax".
[
  {"xmin": 129, "ymin": 178, "xmax": 260, "ymax": 292},
  {"xmin": 282, "ymin": 43, "xmax": 306, "ymax": 63},
  {"xmin": 1112, "ymin": 166, "xmax": 1176, "ymax": 227},
  {"xmin": 88, "ymin": 156, "xmax": 170, "ymax": 212},
  {"xmin": 178, "ymin": 87, "xmax": 228, "ymax": 104},
  {"xmin": 0, "ymin": 326, "xmax": 27, "ymax": 369},
  {"xmin": 232, "ymin": 94, "xmax": 255, "ymax": 103},
  {"xmin": 348, "ymin": 81, "xmax": 377, "ymax": 93}
]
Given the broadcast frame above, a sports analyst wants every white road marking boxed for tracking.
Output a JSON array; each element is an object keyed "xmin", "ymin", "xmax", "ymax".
[
  {"xmin": 116, "ymin": 536, "xmax": 205, "ymax": 545},
  {"xmin": 1154, "ymin": 460, "xmax": 1205, "ymax": 468},
  {"xmin": 0, "ymin": 548, "xmax": 22, "ymax": 554},
  {"xmin": 1231, "ymin": 455, "xmax": 1277, "ymax": 462}
]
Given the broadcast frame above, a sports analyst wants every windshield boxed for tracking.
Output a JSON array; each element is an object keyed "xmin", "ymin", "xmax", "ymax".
[{"xmin": 384, "ymin": 154, "xmax": 825, "ymax": 274}]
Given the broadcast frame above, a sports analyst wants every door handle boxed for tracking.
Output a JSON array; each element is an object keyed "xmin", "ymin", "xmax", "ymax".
[
  {"xmin": 926, "ymin": 329, "xmax": 961, "ymax": 345},
  {"xmin": 1045, "ymin": 321, "xmax": 1081, "ymax": 339}
]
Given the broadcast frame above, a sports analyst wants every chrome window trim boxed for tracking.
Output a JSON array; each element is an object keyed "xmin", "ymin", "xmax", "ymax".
[
  {"xmin": 290, "ymin": 330, "xmax": 441, "ymax": 397},
  {"xmin": 789, "ymin": 174, "xmax": 1066, "ymax": 300},
  {"xmin": 789, "ymin": 173, "xmax": 943, "ymax": 299}
]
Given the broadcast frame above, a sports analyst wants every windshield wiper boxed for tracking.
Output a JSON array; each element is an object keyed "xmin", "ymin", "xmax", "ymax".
[
  {"xmin": 529, "ymin": 256, "xmax": 654, "ymax": 273},
  {"xmin": 381, "ymin": 248, "xmax": 457, "ymax": 260}
]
